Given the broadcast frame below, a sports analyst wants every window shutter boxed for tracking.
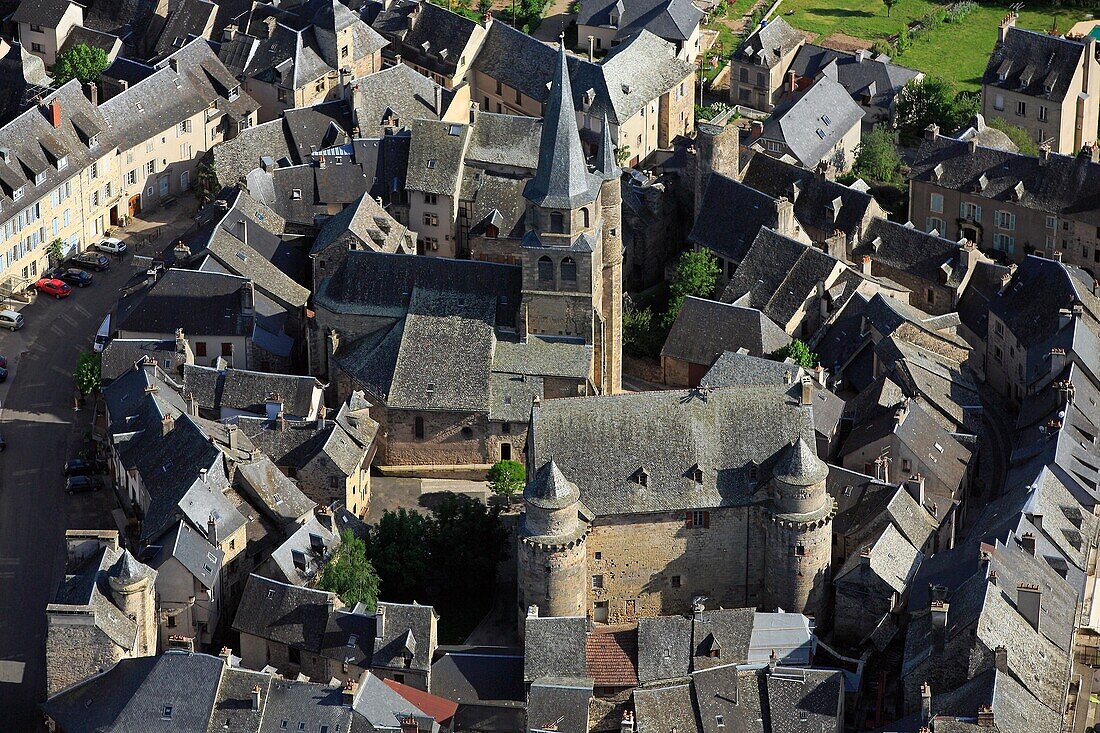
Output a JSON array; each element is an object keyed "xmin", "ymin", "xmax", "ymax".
[
  {"xmin": 685, "ymin": 512, "xmax": 693, "ymax": 528},
  {"xmin": 703, "ymin": 512, "xmax": 710, "ymax": 528},
  {"xmin": 959, "ymin": 201, "xmax": 966, "ymax": 218}
]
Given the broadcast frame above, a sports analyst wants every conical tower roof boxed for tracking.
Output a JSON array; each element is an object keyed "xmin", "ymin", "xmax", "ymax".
[
  {"xmin": 524, "ymin": 459, "xmax": 581, "ymax": 509},
  {"xmin": 594, "ymin": 113, "xmax": 619, "ymax": 181},
  {"xmin": 772, "ymin": 436, "xmax": 828, "ymax": 487},
  {"xmin": 111, "ymin": 549, "xmax": 154, "ymax": 587},
  {"xmin": 523, "ymin": 42, "xmax": 598, "ymax": 209}
]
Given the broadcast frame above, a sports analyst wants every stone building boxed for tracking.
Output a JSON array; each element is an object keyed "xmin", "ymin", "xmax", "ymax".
[
  {"xmin": 517, "ymin": 380, "xmax": 839, "ymax": 628},
  {"xmin": 46, "ymin": 531, "xmax": 158, "ymax": 696},
  {"xmin": 728, "ymin": 18, "xmax": 806, "ymax": 111},
  {"xmin": 981, "ymin": 15, "xmax": 1099, "ymax": 154}
]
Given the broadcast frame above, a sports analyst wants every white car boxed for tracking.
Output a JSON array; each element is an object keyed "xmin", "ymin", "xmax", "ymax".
[{"xmin": 94, "ymin": 237, "xmax": 127, "ymax": 255}]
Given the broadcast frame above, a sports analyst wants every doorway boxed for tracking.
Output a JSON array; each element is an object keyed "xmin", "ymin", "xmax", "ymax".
[
  {"xmin": 593, "ymin": 601, "xmax": 608, "ymax": 623},
  {"xmin": 128, "ymin": 194, "xmax": 141, "ymax": 217},
  {"xmin": 159, "ymin": 176, "xmax": 169, "ymax": 197}
]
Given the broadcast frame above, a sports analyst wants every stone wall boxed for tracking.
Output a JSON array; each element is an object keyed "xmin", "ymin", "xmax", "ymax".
[
  {"xmin": 621, "ymin": 175, "xmax": 692, "ymax": 290},
  {"xmin": 762, "ymin": 511, "xmax": 833, "ymax": 616},
  {"xmin": 518, "ymin": 535, "xmax": 588, "ymax": 624}
]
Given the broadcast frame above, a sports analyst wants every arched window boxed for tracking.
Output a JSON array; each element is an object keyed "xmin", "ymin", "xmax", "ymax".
[
  {"xmin": 549, "ymin": 211, "xmax": 565, "ymax": 233},
  {"xmin": 561, "ymin": 257, "xmax": 577, "ymax": 282},
  {"xmin": 537, "ymin": 255, "xmax": 553, "ymax": 281},
  {"xmin": 581, "ymin": 207, "xmax": 590, "ymax": 228}
]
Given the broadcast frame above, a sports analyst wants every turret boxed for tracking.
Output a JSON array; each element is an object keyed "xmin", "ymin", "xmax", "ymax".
[
  {"xmin": 595, "ymin": 113, "xmax": 623, "ymax": 395},
  {"xmin": 108, "ymin": 550, "xmax": 158, "ymax": 656},
  {"xmin": 517, "ymin": 460, "xmax": 589, "ymax": 632},
  {"xmin": 762, "ymin": 436, "xmax": 835, "ymax": 616}
]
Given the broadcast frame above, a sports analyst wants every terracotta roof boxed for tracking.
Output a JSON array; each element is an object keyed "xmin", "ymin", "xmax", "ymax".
[
  {"xmin": 585, "ymin": 628, "xmax": 639, "ymax": 687},
  {"xmin": 382, "ymin": 678, "xmax": 459, "ymax": 725}
]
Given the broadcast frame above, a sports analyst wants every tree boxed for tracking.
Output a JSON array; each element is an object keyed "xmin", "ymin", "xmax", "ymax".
[
  {"xmin": 368, "ymin": 509, "xmax": 430, "ymax": 603},
  {"xmin": 772, "ymin": 339, "xmax": 817, "ymax": 369},
  {"xmin": 74, "ymin": 351, "xmax": 101, "ymax": 395},
  {"xmin": 883, "ymin": 0, "xmax": 898, "ymax": 16},
  {"xmin": 853, "ymin": 127, "xmax": 904, "ymax": 184},
  {"xmin": 623, "ymin": 301, "xmax": 664, "ymax": 359},
  {"xmin": 614, "ymin": 145, "xmax": 631, "ymax": 167},
  {"xmin": 46, "ymin": 238, "xmax": 65, "ymax": 267},
  {"xmin": 894, "ymin": 76, "xmax": 969, "ymax": 145},
  {"xmin": 317, "ymin": 531, "xmax": 381, "ymax": 611},
  {"xmin": 197, "ymin": 159, "xmax": 218, "ymax": 205},
  {"xmin": 53, "ymin": 44, "xmax": 109, "ymax": 86},
  {"xmin": 478, "ymin": 0, "xmax": 492, "ymax": 13},
  {"xmin": 986, "ymin": 117, "xmax": 1039, "ymax": 156},
  {"xmin": 487, "ymin": 459, "xmax": 525, "ymax": 496},
  {"xmin": 664, "ymin": 249, "xmax": 720, "ymax": 327},
  {"xmin": 426, "ymin": 495, "xmax": 508, "ymax": 601}
]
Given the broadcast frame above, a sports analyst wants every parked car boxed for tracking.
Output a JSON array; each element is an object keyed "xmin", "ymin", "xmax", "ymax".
[
  {"xmin": 34, "ymin": 278, "xmax": 73, "ymax": 299},
  {"xmin": 64, "ymin": 458, "xmax": 106, "ymax": 476},
  {"xmin": 94, "ymin": 237, "xmax": 127, "ymax": 255},
  {"xmin": 0, "ymin": 432, "xmax": 6, "ymax": 451},
  {"xmin": 45, "ymin": 268, "xmax": 93, "ymax": 287},
  {"xmin": 70, "ymin": 252, "xmax": 110, "ymax": 271},
  {"xmin": 0, "ymin": 311, "xmax": 22, "ymax": 330},
  {"xmin": 66, "ymin": 475, "xmax": 104, "ymax": 494},
  {"xmin": 0, "ymin": 356, "xmax": 7, "ymax": 368},
  {"xmin": 0, "ymin": 365, "xmax": 6, "ymax": 382}
]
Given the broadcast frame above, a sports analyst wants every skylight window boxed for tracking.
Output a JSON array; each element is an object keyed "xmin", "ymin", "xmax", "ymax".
[
  {"xmin": 815, "ymin": 129, "xmax": 826, "ymax": 139},
  {"xmin": 426, "ymin": 159, "xmax": 437, "ymax": 170}
]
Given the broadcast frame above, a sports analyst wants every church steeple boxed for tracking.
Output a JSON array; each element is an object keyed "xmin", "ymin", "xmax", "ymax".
[
  {"xmin": 594, "ymin": 113, "xmax": 619, "ymax": 181},
  {"xmin": 523, "ymin": 40, "xmax": 597, "ymax": 209}
]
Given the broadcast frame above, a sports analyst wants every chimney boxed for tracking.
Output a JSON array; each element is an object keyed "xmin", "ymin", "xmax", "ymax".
[
  {"xmin": 787, "ymin": 70, "xmax": 796, "ymax": 95},
  {"xmin": 186, "ymin": 391, "xmax": 198, "ymax": 417},
  {"xmin": 920, "ymin": 682, "xmax": 932, "ymax": 725},
  {"xmin": 930, "ymin": 600, "xmax": 949, "ymax": 655},
  {"xmin": 998, "ymin": 11, "xmax": 1017, "ymax": 44},
  {"xmin": 228, "ymin": 423, "xmax": 238, "ymax": 450},
  {"xmin": 219, "ymin": 646, "xmax": 233, "ymax": 665},
  {"xmin": 621, "ymin": 711, "xmax": 635, "ymax": 733},
  {"xmin": 400, "ymin": 716, "xmax": 418, "ymax": 733},
  {"xmin": 906, "ymin": 473, "xmax": 926, "ymax": 508},
  {"xmin": 342, "ymin": 680, "xmax": 358, "ymax": 706},
  {"xmin": 1050, "ymin": 347, "xmax": 1067, "ymax": 376},
  {"xmin": 1021, "ymin": 532, "xmax": 1036, "ymax": 555},
  {"xmin": 207, "ymin": 513, "xmax": 218, "ymax": 546},
  {"xmin": 316, "ymin": 404, "xmax": 327, "ymax": 430},
  {"xmin": 1053, "ymin": 250, "xmax": 1062, "ymax": 262},
  {"xmin": 433, "ymin": 84, "xmax": 443, "ymax": 116},
  {"xmin": 800, "ymin": 376, "xmax": 813, "ymax": 406},
  {"xmin": 924, "ymin": 123, "xmax": 940, "ymax": 141},
  {"xmin": 527, "ymin": 605, "xmax": 539, "ymax": 618},
  {"xmin": 86, "ymin": 82, "xmax": 98, "ymax": 107},
  {"xmin": 266, "ymin": 392, "xmax": 284, "ymax": 423},
  {"xmin": 276, "ymin": 412, "xmax": 287, "ymax": 432},
  {"xmin": 1039, "ymin": 144, "xmax": 1051, "ymax": 162},
  {"xmin": 994, "ymin": 645, "xmax": 1008, "ymax": 672},
  {"xmin": 813, "ymin": 363, "xmax": 826, "ymax": 387},
  {"xmin": 768, "ymin": 648, "xmax": 777, "ymax": 672},
  {"xmin": 376, "ymin": 604, "xmax": 386, "ymax": 637},
  {"xmin": 987, "ymin": 569, "xmax": 997, "ymax": 585},
  {"xmin": 860, "ymin": 254, "xmax": 872, "ymax": 275},
  {"xmin": 161, "ymin": 413, "xmax": 175, "ymax": 436},
  {"xmin": 242, "ymin": 281, "xmax": 255, "ymax": 315},
  {"xmin": 968, "ymin": 137, "xmax": 978, "ymax": 154},
  {"xmin": 859, "ymin": 545, "xmax": 872, "ymax": 565},
  {"xmin": 1017, "ymin": 583, "xmax": 1041, "ymax": 631},
  {"xmin": 251, "ymin": 685, "xmax": 261, "ymax": 711},
  {"xmin": 977, "ymin": 705, "xmax": 995, "ymax": 727},
  {"xmin": 47, "ymin": 98, "xmax": 61, "ymax": 128},
  {"xmin": 588, "ymin": 34, "xmax": 595, "ymax": 62}
]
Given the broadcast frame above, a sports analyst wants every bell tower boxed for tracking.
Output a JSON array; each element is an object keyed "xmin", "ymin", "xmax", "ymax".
[{"xmin": 519, "ymin": 40, "xmax": 622, "ymax": 394}]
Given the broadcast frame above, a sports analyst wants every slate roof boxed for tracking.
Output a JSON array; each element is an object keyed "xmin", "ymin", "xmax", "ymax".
[
  {"xmin": 372, "ymin": 0, "xmax": 482, "ymax": 79},
  {"xmin": 924, "ymin": 667, "xmax": 1061, "ymax": 733},
  {"xmin": 461, "ymin": 167, "xmax": 530, "ymax": 240},
  {"xmin": 720, "ymin": 227, "xmax": 843, "ymax": 328},
  {"xmin": 115, "ymin": 269, "xmax": 254, "ymax": 339},
  {"xmin": 524, "ymin": 43, "xmax": 600, "ymax": 209},
  {"xmin": 0, "ymin": 41, "xmax": 53, "ymax": 127},
  {"xmin": 956, "ymin": 260, "xmax": 1011, "ymax": 339},
  {"xmin": 233, "ymin": 574, "xmax": 335, "ymax": 651},
  {"xmin": 101, "ymin": 338, "xmax": 180, "ymax": 381},
  {"xmin": 259, "ymin": 679, "xmax": 353, "ymax": 733},
  {"xmin": 633, "ymin": 682, "xmax": 698, "ymax": 733},
  {"xmin": 466, "ymin": 112, "xmax": 542, "ymax": 169},
  {"xmin": 493, "ymin": 334, "xmax": 593, "ymax": 380},
  {"xmin": 688, "ymin": 174, "xmax": 783, "ymax": 262},
  {"xmin": 152, "ymin": 0, "xmax": 216, "ymax": 60},
  {"xmin": 148, "ymin": 521, "xmax": 223, "ymax": 590},
  {"xmin": 700, "ymin": 350, "xmax": 801, "ymax": 387},
  {"xmin": 14, "ymin": 0, "xmax": 74, "ymax": 25},
  {"xmin": 405, "ymin": 118, "xmax": 471, "ymax": 197},
  {"xmin": 739, "ymin": 153, "xmax": 876, "ymax": 240},
  {"xmin": 852, "ymin": 218, "xmax": 966, "ymax": 286},
  {"xmin": 236, "ymin": 457, "xmax": 317, "ymax": 525},
  {"xmin": 732, "ymin": 17, "xmax": 804, "ymax": 68},
  {"xmin": 788, "ymin": 44, "xmax": 919, "ymax": 116},
  {"xmin": 758, "ymin": 76, "xmax": 864, "ymax": 168},
  {"xmin": 578, "ymin": 0, "xmax": 703, "ymax": 42},
  {"xmin": 430, "ymin": 647, "xmax": 526, "ymax": 704},
  {"xmin": 349, "ymin": 63, "xmax": 453, "ymax": 139},
  {"xmin": 988, "ymin": 254, "xmax": 1100, "ymax": 347},
  {"xmin": 636, "ymin": 614, "xmax": 693, "ymax": 682},
  {"xmin": 182, "ymin": 364, "xmax": 320, "ymax": 419},
  {"xmin": 199, "ymin": 221, "xmax": 310, "ymax": 309},
  {"xmin": 311, "ymin": 193, "xmax": 415, "ymax": 256},
  {"xmin": 528, "ymin": 677, "xmax": 592, "ymax": 733},
  {"xmin": 835, "ymin": 521, "xmax": 922, "ymax": 594},
  {"xmin": 530, "ymin": 383, "xmax": 820, "ymax": 516},
  {"xmin": 48, "ymin": 544, "xmax": 148, "ymax": 653},
  {"xmin": 983, "ymin": 27, "xmax": 1086, "ymax": 101},
  {"xmin": 525, "ymin": 615, "xmax": 587, "ymax": 682},
  {"xmin": 241, "ymin": 397, "xmax": 378, "ymax": 478},
  {"xmin": 662, "ymin": 297, "xmax": 791, "ymax": 365},
  {"xmin": 872, "ymin": 336, "xmax": 980, "ymax": 432},
  {"xmin": 350, "ymin": 673, "xmax": 431, "ymax": 731},
  {"xmin": 909, "ymin": 134, "xmax": 1100, "ymax": 225}
]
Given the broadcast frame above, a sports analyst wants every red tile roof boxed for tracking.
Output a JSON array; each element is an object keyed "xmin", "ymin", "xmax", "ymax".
[
  {"xmin": 382, "ymin": 677, "xmax": 460, "ymax": 726},
  {"xmin": 585, "ymin": 628, "xmax": 639, "ymax": 687}
]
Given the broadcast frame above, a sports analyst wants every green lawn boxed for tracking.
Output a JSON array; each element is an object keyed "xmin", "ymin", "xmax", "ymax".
[{"xmin": 774, "ymin": 0, "xmax": 1094, "ymax": 90}]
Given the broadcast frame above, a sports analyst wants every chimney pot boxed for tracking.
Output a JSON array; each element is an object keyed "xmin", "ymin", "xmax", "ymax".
[
  {"xmin": 799, "ymin": 376, "xmax": 813, "ymax": 406},
  {"xmin": 1021, "ymin": 532, "xmax": 1036, "ymax": 555},
  {"xmin": 47, "ymin": 98, "xmax": 61, "ymax": 128},
  {"xmin": 251, "ymin": 685, "xmax": 261, "ymax": 711},
  {"xmin": 1016, "ymin": 583, "xmax": 1042, "ymax": 631}
]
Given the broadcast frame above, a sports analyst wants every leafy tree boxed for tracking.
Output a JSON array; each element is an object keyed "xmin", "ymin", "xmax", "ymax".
[
  {"xmin": 614, "ymin": 145, "xmax": 631, "ymax": 166},
  {"xmin": 46, "ymin": 238, "xmax": 65, "ymax": 266},
  {"xmin": 986, "ymin": 118, "xmax": 1039, "ymax": 156},
  {"xmin": 318, "ymin": 531, "xmax": 381, "ymax": 611},
  {"xmin": 368, "ymin": 509, "xmax": 430, "ymax": 603},
  {"xmin": 197, "ymin": 159, "xmax": 218, "ymax": 204},
  {"xmin": 853, "ymin": 127, "xmax": 903, "ymax": 184},
  {"xmin": 623, "ymin": 302, "xmax": 664, "ymax": 359},
  {"xmin": 487, "ymin": 459, "xmax": 525, "ymax": 496},
  {"xmin": 894, "ymin": 76, "xmax": 970, "ymax": 145},
  {"xmin": 664, "ymin": 249, "xmax": 720, "ymax": 327},
  {"xmin": 478, "ymin": 0, "xmax": 493, "ymax": 13},
  {"xmin": 772, "ymin": 339, "xmax": 817, "ymax": 369},
  {"xmin": 53, "ymin": 44, "xmax": 109, "ymax": 85},
  {"xmin": 74, "ymin": 351, "xmax": 101, "ymax": 395},
  {"xmin": 883, "ymin": 0, "xmax": 898, "ymax": 16},
  {"xmin": 426, "ymin": 495, "xmax": 508, "ymax": 602}
]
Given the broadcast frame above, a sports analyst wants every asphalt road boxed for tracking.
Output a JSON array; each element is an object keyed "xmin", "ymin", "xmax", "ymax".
[{"xmin": 0, "ymin": 254, "xmax": 135, "ymax": 731}]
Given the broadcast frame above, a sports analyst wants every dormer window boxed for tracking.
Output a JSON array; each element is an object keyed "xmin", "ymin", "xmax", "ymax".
[
  {"xmin": 34, "ymin": 171, "xmax": 45, "ymax": 186},
  {"xmin": 637, "ymin": 468, "xmax": 648, "ymax": 488},
  {"xmin": 87, "ymin": 134, "xmax": 99, "ymax": 148},
  {"xmin": 229, "ymin": 86, "xmax": 240, "ymax": 101},
  {"xmin": 691, "ymin": 465, "xmax": 703, "ymax": 484},
  {"xmin": 57, "ymin": 155, "xmax": 68, "ymax": 171},
  {"xmin": 12, "ymin": 186, "xmax": 23, "ymax": 202}
]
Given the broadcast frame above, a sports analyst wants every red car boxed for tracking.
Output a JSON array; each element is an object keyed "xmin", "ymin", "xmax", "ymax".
[{"xmin": 35, "ymin": 278, "xmax": 73, "ymax": 299}]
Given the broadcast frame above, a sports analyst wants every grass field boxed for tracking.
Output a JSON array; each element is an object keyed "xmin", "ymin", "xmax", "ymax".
[{"xmin": 774, "ymin": 0, "xmax": 1094, "ymax": 90}]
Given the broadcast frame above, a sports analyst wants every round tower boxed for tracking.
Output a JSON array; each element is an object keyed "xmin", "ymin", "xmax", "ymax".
[
  {"xmin": 693, "ymin": 117, "xmax": 740, "ymax": 221},
  {"xmin": 518, "ymin": 460, "xmax": 589, "ymax": 630},
  {"xmin": 762, "ymin": 435, "xmax": 835, "ymax": 617},
  {"xmin": 109, "ymin": 549, "xmax": 158, "ymax": 655},
  {"xmin": 594, "ymin": 114, "xmax": 623, "ymax": 395}
]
